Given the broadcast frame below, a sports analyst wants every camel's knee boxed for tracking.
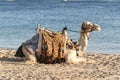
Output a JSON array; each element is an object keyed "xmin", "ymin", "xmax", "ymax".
[
  {"xmin": 77, "ymin": 50, "xmax": 86, "ymax": 57},
  {"xmin": 65, "ymin": 51, "xmax": 80, "ymax": 64},
  {"xmin": 22, "ymin": 45, "xmax": 37, "ymax": 62}
]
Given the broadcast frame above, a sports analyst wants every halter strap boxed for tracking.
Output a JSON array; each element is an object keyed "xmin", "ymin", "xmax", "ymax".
[{"xmin": 81, "ymin": 26, "xmax": 93, "ymax": 33}]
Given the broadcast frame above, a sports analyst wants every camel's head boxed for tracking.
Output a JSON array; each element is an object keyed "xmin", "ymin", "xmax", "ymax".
[{"xmin": 81, "ymin": 21, "xmax": 101, "ymax": 32}]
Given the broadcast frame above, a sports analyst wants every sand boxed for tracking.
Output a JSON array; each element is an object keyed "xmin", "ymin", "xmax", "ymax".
[{"xmin": 0, "ymin": 48, "xmax": 120, "ymax": 80}]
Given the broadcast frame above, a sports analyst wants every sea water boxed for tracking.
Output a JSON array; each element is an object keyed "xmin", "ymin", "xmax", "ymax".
[{"xmin": 0, "ymin": 0, "xmax": 120, "ymax": 53}]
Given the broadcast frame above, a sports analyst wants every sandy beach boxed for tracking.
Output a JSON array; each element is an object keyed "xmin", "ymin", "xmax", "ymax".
[{"xmin": 0, "ymin": 48, "xmax": 120, "ymax": 80}]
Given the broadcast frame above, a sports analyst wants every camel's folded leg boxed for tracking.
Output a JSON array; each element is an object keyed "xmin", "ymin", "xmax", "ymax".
[
  {"xmin": 65, "ymin": 49, "xmax": 87, "ymax": 64},
  {"xmin": 22, "ymin": 44, "xmax": 37, "ymax": 63},
  {"xmin": 65, "ymin": 50, "xmax": 79, "ymax": 64},
  {"xmin": 77, "ymin": 50, "xmax": 85, "ymax": 57}
]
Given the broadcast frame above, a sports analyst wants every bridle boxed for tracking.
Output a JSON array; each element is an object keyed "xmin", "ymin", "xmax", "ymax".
[{"xmin": 81, "ymin": 23, "xmax": 95, "ymax": 33}]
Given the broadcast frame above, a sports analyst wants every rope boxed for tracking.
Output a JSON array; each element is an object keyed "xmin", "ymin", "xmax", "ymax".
[
  {"xmin": 45, "ymin": 27, "xmax": 80, "ymax": 33},
  {"xmin": 68, "ymin": 29, "xmax": 80, "ymax": 33}
]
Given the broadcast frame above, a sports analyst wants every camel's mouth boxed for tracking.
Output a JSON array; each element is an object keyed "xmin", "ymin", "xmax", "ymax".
[
  {"xmin": 96, "ymin": 26, "xmax": 101, "ymax": 31},
  {"xmin": 94, "ymin": 24, "xmax": 101, "ymax": 32}
]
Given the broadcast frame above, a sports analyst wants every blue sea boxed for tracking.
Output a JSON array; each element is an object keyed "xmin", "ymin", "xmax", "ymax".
[{"xmin": 0, "ymin": 0, "xmax": 120, "ymax": 54}]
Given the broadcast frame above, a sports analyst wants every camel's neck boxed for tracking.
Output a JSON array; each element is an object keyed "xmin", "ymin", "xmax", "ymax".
[{"xmin": 78, "ymin": 31, "xmax": 90, "ymax": 55}]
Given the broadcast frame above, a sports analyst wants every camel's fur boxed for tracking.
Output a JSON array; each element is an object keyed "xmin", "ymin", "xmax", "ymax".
[{"xmin": 78, "ymin": 21, "xmax": 101, "ymax": 56}]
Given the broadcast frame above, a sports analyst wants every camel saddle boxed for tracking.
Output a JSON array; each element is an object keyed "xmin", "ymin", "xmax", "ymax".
[{"xmin": 37, "ymin": 29, "xmax": 66, "ymax": 64}]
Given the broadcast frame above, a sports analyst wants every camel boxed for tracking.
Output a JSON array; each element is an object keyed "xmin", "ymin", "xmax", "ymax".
[
  {"xmin": 16, "ymin": 21, "xmax": 101, "ymax": 64},
  {"xmin": 65, "ymin": 21, "xmax": 101, "ymax": 63}
]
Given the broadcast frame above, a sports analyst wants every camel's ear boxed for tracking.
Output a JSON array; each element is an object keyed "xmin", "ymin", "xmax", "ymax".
[
  {"xmin": 83, "ymin": 21, "xmax": 86, "ymax": 25},
  {"xmin": 81, "ymin": 21, "xmax": 86, "ymax": 29},
  {"xmin": 83, "ymin": 21, "xmax": 88, "ymax": 26}
]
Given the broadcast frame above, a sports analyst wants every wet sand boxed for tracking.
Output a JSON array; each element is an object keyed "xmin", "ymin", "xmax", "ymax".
[{"xmin": 0, "ymin": 48, "xmax": 120, "ymax": 80}]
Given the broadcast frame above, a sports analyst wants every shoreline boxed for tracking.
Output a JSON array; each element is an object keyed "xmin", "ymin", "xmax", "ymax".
[{"xmin": 0, "ymin": 48, "xmax": 120, "ymax": 80}]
